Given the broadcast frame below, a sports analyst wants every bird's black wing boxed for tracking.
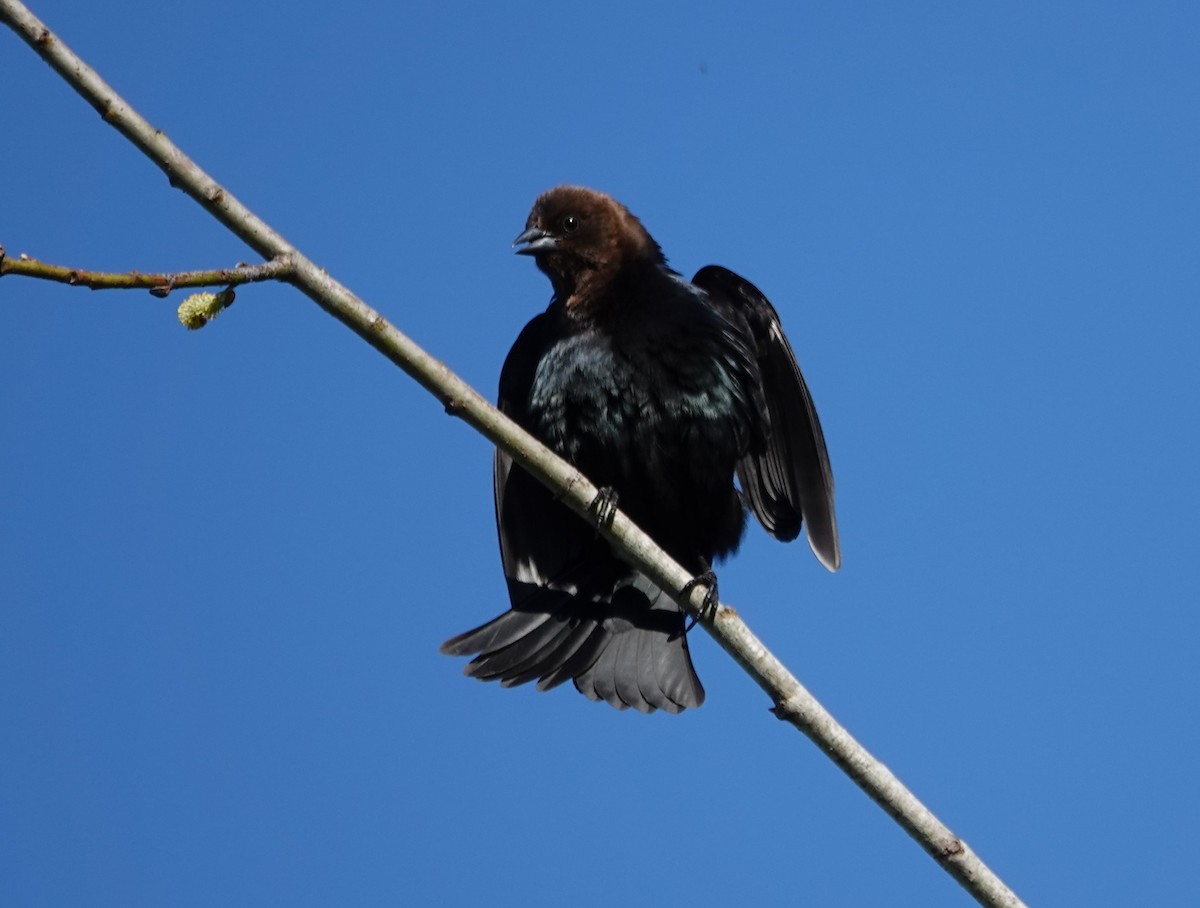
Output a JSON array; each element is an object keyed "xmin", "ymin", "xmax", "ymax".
[
  {"xmin": 692, "ymin": 265, "xmax": 841, "ymax": 571},
  {"xmin": 490, "ymin": 311, "xmax": 564, "ymax": 587}
]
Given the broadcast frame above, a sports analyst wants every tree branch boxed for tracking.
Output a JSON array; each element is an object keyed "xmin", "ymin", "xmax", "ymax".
[
  {"xmin": 0, "ymin": 246, "xmax": 294, "ymax": 294},
  {"xmin": 0, "ymin": 3, "xmax": 1025, "ymax": 906}
]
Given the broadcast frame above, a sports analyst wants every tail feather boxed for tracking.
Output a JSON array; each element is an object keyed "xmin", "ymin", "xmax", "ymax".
[
  {"xmin": 443, "ymin": 574, "xmax": 704, "ymax": 713},
  {"xmin": 440, "ymin": 607, "xmax": 552, "ymax": 657},
  {"xmin": 614, "ymin": 631, "xmax": 653, "ymax": 713},
  {"xmin": 655, "ymin": 631, "xmax": 705, "ymax": 711},
  {"xmin": 502, "ymin": 619, "xmax": 598, "ymax": 688},
  {"xmin": 465, "ymin": 607, "xmax": 574, "ymax": 681},
  {"xmin": 535, "ymin": 622, "xmax": 609, "ymax": 692},
  {"xmin": 576, "ymin": 625, "xmax": 652, "ymax": 712}
]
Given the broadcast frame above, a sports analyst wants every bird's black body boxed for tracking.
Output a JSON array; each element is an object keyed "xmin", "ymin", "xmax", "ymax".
[{"xmin": 443, "ymin": 187, "xmax": 839, "ymax": 713}]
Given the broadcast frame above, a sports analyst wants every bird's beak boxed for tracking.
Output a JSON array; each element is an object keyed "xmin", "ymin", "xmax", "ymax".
[{"xmin": 513, "ymin": 226, "xmax": 557, "ymax": 255}]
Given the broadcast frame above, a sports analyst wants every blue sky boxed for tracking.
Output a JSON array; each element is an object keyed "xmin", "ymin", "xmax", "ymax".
[{"xmin": 2, "ymin": 2, "xmax": 1197, "ymax": 905}]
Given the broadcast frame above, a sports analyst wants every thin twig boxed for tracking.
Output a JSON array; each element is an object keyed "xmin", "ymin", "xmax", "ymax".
[
  {"xmin": 0, "ymin": 246, "xmax": 293, "ymax": 294},
  {"xmin": 0, "ymin": 3, "xmax": 1024, "ymax": 906}
]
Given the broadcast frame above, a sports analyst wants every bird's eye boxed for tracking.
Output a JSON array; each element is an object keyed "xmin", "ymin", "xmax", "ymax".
[{"xmin": 562, "ymin": 214, "xmax": 580, "ymax": 233}]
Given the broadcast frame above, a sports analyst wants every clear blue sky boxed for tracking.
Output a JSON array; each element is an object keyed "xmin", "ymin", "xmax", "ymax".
[{"xmin": 3, "ymin": 2, "xmax": 1197, "ymax": 905}]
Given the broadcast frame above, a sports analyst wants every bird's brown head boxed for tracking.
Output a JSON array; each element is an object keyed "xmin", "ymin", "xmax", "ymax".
[{"xmin": 513, "ymin": 186, "xmax": 665, "ymax": 303}]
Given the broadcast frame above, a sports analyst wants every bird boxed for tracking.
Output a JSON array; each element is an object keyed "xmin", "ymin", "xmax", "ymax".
[{"xmin": 442, "ymin": 186, "xmax": 839, "ymax": 713}]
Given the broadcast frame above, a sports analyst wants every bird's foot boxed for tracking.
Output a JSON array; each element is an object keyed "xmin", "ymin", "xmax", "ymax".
[
  {"xmin": 679, "ymin": 569, "xmax": 719, "ymax": 633},
  {"xmin": 588, "ymin": 486, "xmax": 620, "ymax": 532}
]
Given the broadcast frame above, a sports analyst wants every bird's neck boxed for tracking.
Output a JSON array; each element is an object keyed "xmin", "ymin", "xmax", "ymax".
[{"xmin": 559, "ymin": 258, "xmax": 674, "ymax": 323}]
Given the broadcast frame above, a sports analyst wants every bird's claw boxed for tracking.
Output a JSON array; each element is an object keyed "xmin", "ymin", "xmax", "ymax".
[
  {"xmin": 679, "ymin": 570, "xmax": 719, "ymax": 632},
  {"xmin": 589, "ymin": 486, "xmax": 620, "ymax": 532}
]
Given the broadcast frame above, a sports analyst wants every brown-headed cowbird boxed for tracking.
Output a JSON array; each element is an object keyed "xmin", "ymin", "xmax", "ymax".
[{"xmin": 442, "ymin": 186, "xmax": 839, "ymax": 713}]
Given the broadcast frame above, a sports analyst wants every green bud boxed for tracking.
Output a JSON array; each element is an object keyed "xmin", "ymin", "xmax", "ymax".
[{"xmin": 177, "ymin": 288, "xmax": 235, "ymax": 330}]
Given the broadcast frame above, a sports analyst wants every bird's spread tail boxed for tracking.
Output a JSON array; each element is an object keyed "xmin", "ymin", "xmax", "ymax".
[{"xmin": 441, "ymin": 573, "xmax": 704, "ymax": 714}]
